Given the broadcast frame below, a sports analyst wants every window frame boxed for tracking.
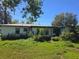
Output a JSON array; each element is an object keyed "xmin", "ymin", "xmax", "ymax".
[{"xmin": 15, "ymin": 28, "xmax": 20, "ymax": 34}]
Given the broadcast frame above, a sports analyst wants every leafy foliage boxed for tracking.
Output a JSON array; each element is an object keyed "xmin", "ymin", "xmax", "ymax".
[
  {"xmin": 0, "ymin": 0, "xmax": 43, "ymax": 24},
  {"xmin": 51, "ymin": 37, "xmax": 62, "ymax": 41},
  {"xmin": 52, "ymin": 13, "xmax": 64, "ymax": 27},
  {"xmin": 0, "ymin": 0, "xmax": 20, "ymax": 24},
  {"xmin": 61, "ymin": 31, "xmax": 79, "ymax": 43},
  {"xmin": 34, "ymin": 35, "xmax": 51, "ymax": 42},
  {"xmin": 53, "ymin": 27, "xmax": 61, "ymax": 36},
  {"xmin": 22, "ymin": 0, "xmax": 43, "ymax": 23},
  {"xmin": 52, "ymin": 13, "xmax": 78, "ymax": 27},
  {"xmin": 11, "ymin": 19, "xmax": 19, "ymax": 24},
  {"xmin": 52, "ymin": 12, "xmax": 78, "ymax": 39}
]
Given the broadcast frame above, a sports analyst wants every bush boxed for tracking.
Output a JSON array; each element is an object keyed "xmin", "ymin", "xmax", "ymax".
[
  {"xmin": 65, "ymin": 41, "xmax": 74, "ymax": 47},
  {"xmin": 70, "ymin": 33, "xmax": 79, "ymax": 43},
  {"xmin": 7, "ymin": 34, "xmax": 20, "ymax": 40},
  {"xmin": 53, "ymin": 27, "xmax": 61, "ymax": 36},
  {"xmin": 1, "ymin": 35, "xmax": 7, "ymax": 40},
  {"xmin": 33, "ymin": 35, "xmax": 38, "ymax": 40},
  {"xmin": 1, "ymin": 33, "xmax": 29, "ymax": 40},
  {"xmin": 61, "ymin": 32, "xmax": 74, "ymax": 40},
  {"xmin": 61, "ymin": 31, "xmax": 79, "ymax": 43},
  {"xmin": 34, "ymin": 35, "xmax": 51, "ymax": 42},
  {"xmin": 20, "ymin": 34, "xmax": 29, "ymax": 39},
  {"xmin": 1, "ymin": 34, "xmax": 17, "ymax": 40},
  {"xmin": 51, "ymin": 37, "xmax": 61, "ymax": 41}
]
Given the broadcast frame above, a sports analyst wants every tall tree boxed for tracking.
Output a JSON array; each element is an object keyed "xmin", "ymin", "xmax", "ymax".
[
  {"xmin": 0, "ymin": 4, "xmax": 11, "ymax": 24},
  {"xmin": 52, "ymin": 13, "xmax": 78, "ymax": 27},
  {"xmin": 65, "ymin": 13, "xmax": 77, "ymax": 27},
  {"xmin": 0, "ymin": 4, "xmax": 4, "ymax": 24},
  {"xmin": 11, "ymin": 19, "xmax": 19, "ymax": 24},
  {"xmin": 0, "ymin": 0, "xmax": 43, "ymax": 24},
  {"xmin": 0, "ymin": 0, "xmax": 20, "ymax": 24},
  {"xmin": 52, "ymin": 13, "xmax": 64, "ymax": 27},
  {"xmin": 52, "ymin": 12, "xmax": 78, "ymax": 33},
  {"xmin": 22, "ymin": 0, "xmax": 43, "ymax": 23}
]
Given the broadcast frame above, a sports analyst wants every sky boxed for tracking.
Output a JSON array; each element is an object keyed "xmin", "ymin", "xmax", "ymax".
[{"xmin": 11, "ymin": 0, "xmax": 79, "ymax": 26}]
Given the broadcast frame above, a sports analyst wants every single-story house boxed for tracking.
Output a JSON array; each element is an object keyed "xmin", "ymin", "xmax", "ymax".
[{"xmin": 0, "ymin": 24, "xmax": 62, "ymax": 39}]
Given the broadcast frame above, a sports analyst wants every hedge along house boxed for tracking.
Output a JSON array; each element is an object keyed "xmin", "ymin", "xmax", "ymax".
[{"xmin": 0, "ymin": 24, "xmax": 62, "ymax": 39}]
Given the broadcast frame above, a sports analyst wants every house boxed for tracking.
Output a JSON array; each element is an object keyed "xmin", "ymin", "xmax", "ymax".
[{"xmin": 0, "ymin": 24, "xmax": 57, "ymax": 39}]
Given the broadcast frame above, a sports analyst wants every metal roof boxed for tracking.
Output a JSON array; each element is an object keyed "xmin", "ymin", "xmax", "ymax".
[
  {"xmin": 0, "ymin": 24, "xmax": 53, "ymax": 28},
  {"xmin": 0, "ymin": 24, "xmax": 33, "ymax": 26},
  {"xmin": 0, "ymin": 24, "xmax": 63, "ymax": 28}
]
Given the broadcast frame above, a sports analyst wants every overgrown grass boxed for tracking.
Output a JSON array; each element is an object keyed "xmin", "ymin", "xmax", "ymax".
[{"xmin": 0, "ymin": 38, "xmax": 79, "ymax": 59}]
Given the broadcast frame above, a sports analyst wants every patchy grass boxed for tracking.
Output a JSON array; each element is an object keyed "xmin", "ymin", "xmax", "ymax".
[{"xmin": 0, "ymin": 38, "xmax": 79, "ymax": 59}]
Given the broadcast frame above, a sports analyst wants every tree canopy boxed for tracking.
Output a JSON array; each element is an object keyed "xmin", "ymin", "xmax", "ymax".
[
  {"xmin": 22, "ymin": 0, "xmax": 43, "ymax": 23},
  {"xmin": 0, "ymin": 0, "xmax": 43, "ymax": 24},
  {"xmin": 52, "ymin": 12, "xmax": 78, "ymax": 34},
  {"xmin": 0, "ymin": 0, "xmax": 20, "ymax": 24},
  {"xmin": 52, "ymin": 13, "xmax": 78, "ymax": 27}
]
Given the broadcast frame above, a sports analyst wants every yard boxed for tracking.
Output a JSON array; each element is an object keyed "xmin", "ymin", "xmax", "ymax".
[{"xmin": 0, "ymin": 38, "xmax": 79, "ymax": 59}]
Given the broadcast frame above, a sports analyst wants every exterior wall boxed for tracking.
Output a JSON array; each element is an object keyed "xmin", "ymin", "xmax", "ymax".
[
  {"xmin": 1, "ymin": 27, "xmax": 15, "ymax": 36},
  {"xmin": 0, "ymin": 26, "xmax": 54, "ymax": 39},
  {"xmin": 0, "ymin": 27, "xmax": 29, "ymax": 37},
  {"xmin": 31, "ymin": 28, "xmax": 53, "ymax": 36},
  {"xmin": 48, "ymin": 28, "xmax": 53, "ymax": 36}
]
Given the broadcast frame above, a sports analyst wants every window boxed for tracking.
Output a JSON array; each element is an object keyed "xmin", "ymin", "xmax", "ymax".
[
  {"xmin": 0, "ymin": 29, "xmax": 1, "ymax": 34},
  {"xmin": 15, "ymin": 28, "xmax": 20, "ymax": 34},
  {"xmin": 24, "ymin": 28, "xmax": 27, "ymax": 31}
]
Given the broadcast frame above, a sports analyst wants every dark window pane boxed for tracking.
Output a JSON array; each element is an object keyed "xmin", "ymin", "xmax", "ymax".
[
  {"xmin": 15, "ymin": 28, "xmax": 20, "ymax": 34},
  {"xmin": 24, "ymin": 28, "xmax": 27, "ymax": 31}
]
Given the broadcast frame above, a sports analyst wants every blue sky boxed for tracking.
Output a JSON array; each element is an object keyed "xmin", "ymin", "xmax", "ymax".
[{"xmin": 11, "ymin": 0, "xmax": 79, "ymax": 26}]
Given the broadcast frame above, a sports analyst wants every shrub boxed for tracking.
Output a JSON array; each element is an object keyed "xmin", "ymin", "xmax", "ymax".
[
  {"xmin": 70, "ymin": 33, "xmax": 79, "ymax": 43},
  {"xmin": 53, "ymin": 27, "xmax": 61, "ymax": 36},
  {"xmin": 7, "ymin": 34, "xmax": 20, "ymax": 40},
  {"xmin": 51, "ymin": 37, "xmax": 61, "ymax": 41},
  {"xmin": 34, "ymin": 35, "xmax": 51, "ymax": 42},
  {"xmin": 20, "ymin": 34, "xmax": 29, "ymax": 39},
  {"xmin": 67, "ymin": 43, "xmax": 74, "ymax": 47},
  {"xmin": 33, "ymin": 35, "xmax": 38, "ymax": 40},
  {"xmin": 1, "ymin": 35, "xmax": 7, "ymax": 40},
  {"xmin": 28, "ymin": 31, "xmax": 33, "ymax": 37},
  {"xmin": 1, "ymin": 33, "xmax": 29, "ymax": 40},
  {"xmin": 61, "ymin": 31, "xmax": 79, "ymax": 43},
  {"xmin": 65, "ymin": 41, "xmax": 74, "ymax": 47},
  {"xmin": 61, "ymin": 32, "xmax": 74, "ymax": 40},
  {"xmin": 1, "ymin": 34, "xmax": 17, "ymax": 40}
]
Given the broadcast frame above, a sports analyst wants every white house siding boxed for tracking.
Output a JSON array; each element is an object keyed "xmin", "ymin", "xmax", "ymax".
[
  {"xmin": 0, "ymin": 27, "xmax": 30, "ymax": 37},
  {"xmin": 1, "ymin": 27, "xmax": 15, "ymax": 36},
  {"xmin": 31, "ymin": 28, "xmax": 53, "ymax": 36},
  {"xmin": 48, "ymin": 28, "xmax": 53, "ymax": 36},
  {"xmin": 20, "ymin": 27, "xmax": 30, "ymax": 34},
  {"xmin": 0, "ymin": 25, "xmax": 55, "ymax": 39}
]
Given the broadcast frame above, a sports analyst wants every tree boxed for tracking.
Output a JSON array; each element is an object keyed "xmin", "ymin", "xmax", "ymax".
[
  {"xmin": 26, "ymin": 16, "xmax": 34, "ymax": 24},
  {"xmin": 22, "ymin": 0, "xmax": 43, "ymax": 23},
  {"xmin": 52, "ymin": 13, "xmax": 64, "ymax": 27},
  {"xmin": 0, "ymin": 4, "xmax": 12, "ymax": 24},
  {"xmin": 65, "ymin": 13, "xmax": 78, "ymax": 33},
  {"xmin": 11, "ymin": 19, "xmax": 19, "ymax": 24},
  {"xmin": 0, "ymin": 4, "xmax": 4, "ymax": 24},
  {"xmin": 52, "ymin": 13, "xmax": 78, "ymax": 36},
  {"xmin": 0, "ymin": 0, "xmax": 20, "ymax": 24},
  {"xmin": 52, "ymin": 13, "xmax": 77, "ymax": 28},
  {"xmin": 52, "ymin": 13, "xmax": 78, "ymax": 27},
  {"xmin": 0, "ymin": 0, "xmax": 43, "ymax": 24}
]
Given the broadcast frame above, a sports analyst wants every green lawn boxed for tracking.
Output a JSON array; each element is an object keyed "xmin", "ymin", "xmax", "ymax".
[{"xmin": 0, "ymin": 38, "xmax": 79, "ymax": 59}]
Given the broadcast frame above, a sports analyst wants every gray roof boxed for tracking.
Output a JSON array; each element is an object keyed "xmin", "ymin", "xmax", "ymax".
[
  {"xmin": 0, "ymin": 24, "xmax": 64, "ymax": 28},
  {"xmin": 0, "ymin": 24, "xmax": 33, "ymax": 26},
  {"xmin": 0, "ymin": 24, "xmax": 54, "ymax": 28}
]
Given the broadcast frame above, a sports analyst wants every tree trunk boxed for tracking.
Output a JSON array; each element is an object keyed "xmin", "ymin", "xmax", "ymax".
[{"xmin": 4, "ymin": 6, "xmax": 8, "ymax": 24}]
